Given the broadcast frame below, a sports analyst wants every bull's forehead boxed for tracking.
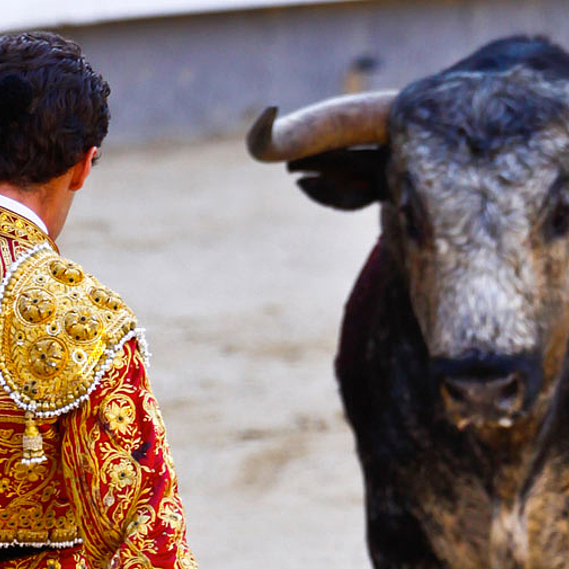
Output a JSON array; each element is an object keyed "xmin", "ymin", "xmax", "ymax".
[
  {"xmin": 394, "ymin": 125, "xmax": 569, "ymax": 248},
  {"xmin": 389, "ymin": 70, "xmax": 569, "ymax": 358},
  {"xmin": 390, "ymin": 66, "xmax": 569, "ymax": 245},
  {"xmin": 392, "ymin": 125, "xmax": 569, "ymax": 357}
]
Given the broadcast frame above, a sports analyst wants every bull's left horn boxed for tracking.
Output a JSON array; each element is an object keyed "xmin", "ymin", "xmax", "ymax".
[{"xmin": 247, "ymin": 91, "xmax": 397, "ymax": 162}]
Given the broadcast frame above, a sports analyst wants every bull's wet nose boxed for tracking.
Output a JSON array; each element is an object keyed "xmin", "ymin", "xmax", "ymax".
[{"xmin": 441, "ymin": 371, "xmax": 525, "ymax": 426}]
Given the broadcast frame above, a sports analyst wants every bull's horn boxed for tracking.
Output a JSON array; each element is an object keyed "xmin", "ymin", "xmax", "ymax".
[{"xmin": 247, "ymin": 90, "xmax": 397, "ymax": 162}]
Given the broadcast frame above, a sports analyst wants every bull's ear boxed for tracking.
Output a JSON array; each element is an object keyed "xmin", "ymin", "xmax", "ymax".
[{"xmin": 287, "ymin": 146, "xmax": 391, "ymax": 210}]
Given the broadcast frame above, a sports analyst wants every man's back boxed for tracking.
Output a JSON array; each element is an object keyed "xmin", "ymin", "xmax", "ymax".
[{"xmin": 0, "ymin": 32, "xmax": 197, "ymax": 568}]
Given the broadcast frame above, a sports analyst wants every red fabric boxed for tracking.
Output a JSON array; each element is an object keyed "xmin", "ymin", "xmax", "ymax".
[
  {"xmin": 0, "ymin": 341, "xmax": 196, "ymax": 569},
  {"xmin": 61, "ymin": 339, "xmax": 196, "ymax": 568},
  {"xmin": 0, "ymin": 216, "xmax": 196, "ymax": 568}
]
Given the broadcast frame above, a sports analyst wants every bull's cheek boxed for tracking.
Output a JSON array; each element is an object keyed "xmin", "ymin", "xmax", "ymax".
[
  {"xmin": 408, "ymin": 286, "xmax": 434, "ymax": 343},
  {"xmin": 531, "ymin": 241, "xmax": 569, "ymax": 386},
  {"xmin": 542, "ymin": 312, "xmax": 569, "ymax": 387},
  {"xmin": 406, "ymin": 252, "xmax": 437, "ymax": 346}
]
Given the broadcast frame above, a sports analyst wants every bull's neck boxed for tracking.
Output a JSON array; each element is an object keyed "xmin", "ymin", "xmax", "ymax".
[
  {"xmin": 476, "ymin": 404, "xmax": 555, "ymax": 505},
  {"xmin": 476, "ymin": 408, "xmax": 557, "ymax": 569}
]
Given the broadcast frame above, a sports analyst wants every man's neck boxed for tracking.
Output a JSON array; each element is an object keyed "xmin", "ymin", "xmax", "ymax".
[{"xmin": 0, "ymin": 171, "xmax": 75, "ymax": 240}]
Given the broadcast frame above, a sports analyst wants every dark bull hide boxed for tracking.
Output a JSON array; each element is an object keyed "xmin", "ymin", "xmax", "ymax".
[{"xmin": 248, "ymin": 36, "xmax": 569, "ymax": 568}]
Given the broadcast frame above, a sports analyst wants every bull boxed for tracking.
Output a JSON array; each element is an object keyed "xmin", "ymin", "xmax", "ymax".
[{"xmin": 247, "ymin": 36, "xmax": 569, "ymax": 568}]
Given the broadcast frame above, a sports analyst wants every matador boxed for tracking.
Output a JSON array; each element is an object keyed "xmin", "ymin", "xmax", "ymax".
[{"xmin": 0, "ymin": 32, "xmax": 198, "ymax": 568}]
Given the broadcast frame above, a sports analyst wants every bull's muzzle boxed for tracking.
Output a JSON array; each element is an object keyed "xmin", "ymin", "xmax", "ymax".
[{"xmin": 430, "ymin": 351, "xmax": 542, "ymax": 428}]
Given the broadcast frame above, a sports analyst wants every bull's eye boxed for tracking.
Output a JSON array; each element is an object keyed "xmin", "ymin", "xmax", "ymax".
[
  {"xmin": 546, "ymin": 199, "xmax": 569, "ymax": 240},
  {"xmin": 399, "ymin": 174, "xmax": 427, "ymax": 243},
  {"xmin": 550, "ymin": 203, "xmax": 569, "ymax": 237},
  {"xmin": 542, "ymin": 173, "xmax": 569, "ymax": 241},
  {"xmin": 400, "ymin": 203, "xmax": 422, "ymax": 242}
]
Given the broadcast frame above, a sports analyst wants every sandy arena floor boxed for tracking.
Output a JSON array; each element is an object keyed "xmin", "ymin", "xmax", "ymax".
[{"xmin": 59, "ymin": 136, "xmax": 379, "ymax": 569}]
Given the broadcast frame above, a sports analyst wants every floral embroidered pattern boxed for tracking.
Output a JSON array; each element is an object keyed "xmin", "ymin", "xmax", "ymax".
[
  {"xmin": 102, "ymin": 399, "xmax": 135, "ymax": 435},
  {"xmin": 61, "ymin": 341, "xmax": 197, "ymax": 568},
  {"xmin": 64, "ymin": 309, "xmax": 103, "ymax": 342},
  {"xmin": 126, "ymin": 507, "xmax": 154, "ymax": 537},
  {"xmin": 0, "ymin": 212, "xmax": 196, "ymax": 567},
  {"xmin": 89, "ymin": 286, "xmax": 124, "ymax": 312},
  {"xmin": 109, "ymin": 459, "xmax": 137, "ymax": 489},
  {"xmin": 18, "ymin": 288, "xmax": 56, "ymax": 324},
  {"xmin": 29, "ymin": 337, "xmax": 68, "ymax": 379},
  {"xmin": 49, "ymin": 260, "xmax": 84, "ymax": 286}
]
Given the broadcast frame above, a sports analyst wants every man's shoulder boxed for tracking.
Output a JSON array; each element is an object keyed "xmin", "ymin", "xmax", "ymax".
[{"xmin": 0, "ymin": 243, "xmax": 147, "ymax": 418}]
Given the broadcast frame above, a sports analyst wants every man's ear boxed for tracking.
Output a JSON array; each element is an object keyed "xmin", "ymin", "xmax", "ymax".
[
  {"xmin": 287, "ymin": 146, "xmax": 391, "ymax": 210},
  {"xmin": 69, "ymin": 146, "xmax": 98, "ymax": 191}
]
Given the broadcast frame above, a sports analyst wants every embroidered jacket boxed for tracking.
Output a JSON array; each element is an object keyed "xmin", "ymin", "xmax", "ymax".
[{"xmin": 0, "ymin": 208, "xmax": 198, "ymax": 568}]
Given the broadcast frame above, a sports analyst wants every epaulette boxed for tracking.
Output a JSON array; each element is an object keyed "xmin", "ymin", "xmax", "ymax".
[{"xmin": 0, "ymin": 243, "xmax": 149, "ymax": 464}]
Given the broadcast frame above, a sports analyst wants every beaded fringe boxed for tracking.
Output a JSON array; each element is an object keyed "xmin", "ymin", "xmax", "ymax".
[
  {"xmin": 0, "ymin": 537, "xmax": 83, "ymax": 549},
  {"xmin": 0, "ymin": 243, "xmax": 151, "ymax": 420}
]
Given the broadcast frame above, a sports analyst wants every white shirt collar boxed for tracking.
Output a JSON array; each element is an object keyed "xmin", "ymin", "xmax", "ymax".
[{"xmin": 0, "ymin": 194, "xmax": 49, "ymax": 235}]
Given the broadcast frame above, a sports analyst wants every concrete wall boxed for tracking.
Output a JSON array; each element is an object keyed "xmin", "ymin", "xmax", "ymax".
[
  {"xmin": 44, "ymin": 0, "xmax": 569, "ymax": 145},
  {"xmin": 1, "ymin": 0, "xmax": 362, "ymax": 31}
]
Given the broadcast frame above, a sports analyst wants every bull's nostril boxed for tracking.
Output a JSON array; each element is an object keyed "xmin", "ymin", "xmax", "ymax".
[
  {"xmin": 442, "ymin": 378, "xmax": 466, "ymax": 402},
  {"xmin": 495, "ymin": 372, "xmax": 522, "ymax": 411},
  {"xmin": 441, "ymin": 372, "xmax": 525, "ymax": 416},
  {"xmin": 499, "ymin": 375, "xmax": 519, "ymax": 399},
  {"xmin": 434, "ymin": 353, "xmax": 540, "ymax": 427}
]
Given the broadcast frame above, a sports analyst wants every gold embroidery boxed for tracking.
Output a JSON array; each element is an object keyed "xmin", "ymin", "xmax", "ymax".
[
  {"xmin": 126, "ymin": 505, "xmax": 155, "ymax": 538},
  {"xmin": 102, "ymin": 398, "xmax": 135, "ymax": 435},
  {"xmin": 0, "ymin": 237, "xmax": 147, "ymax": 553},
  {"xmin": 18, "ymin": 288, "xmax": 56, "ymax": 324},
  {"xmin": 89, "ymin": 287, "xmax": 124, "ymax": 312},
  {"xmin": 0, "ymin": 392, "xmax": 81, "ymax": 548},
  {"xmin": 0, "ymin": 246, "xmax": 137, "ymax": 420},
  {"xmin": 61, "ymin": 343, "xmax": 142, "ymax": 565},
  {"xmin": 49, "ymin": 259, "xmax": 84, "ymax": 286},
  {"xmin": 64, "ymin": 309, "xmax": 103, "ymax": 342},
  {"xmin": 0, "ymin": 213, "xmax": 196, "ymax": 566},
  {"xmin": 108, "ymin": 459, "xmax": 137, "ymax": 490},
  {"xmin": 0, "ymin": 208, "xmax": 57, "ymax": 252},
  {"xmin": 61, "ymin": 345, "xmax": 197, "ymax": 569},
  {"xmin": 0, "ymin": 237, "xmax": 12, "ymax": 273},
  {"xmin": 23, "ymin": 411, "xmax": 45, "ymax": 462}
]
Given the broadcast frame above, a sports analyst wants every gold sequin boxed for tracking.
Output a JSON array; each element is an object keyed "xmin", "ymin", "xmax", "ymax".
[
  {"xmin": 18, "ymin": 288, "xmax": 56, "ymax": 324},
  {"xmin": 64, "ymin": 309, "xmax": 103, "ymax": 342},
  {"xmin": 29, "ymin": 338, "xmax": 68, "ymax": 379},
  {"xmin": 49, "ymin": 259, "xmax": 84, "ymax": 286},
  {"xmin": 89, "ymin": 287, "xmax": 124, "ymax": 311}
]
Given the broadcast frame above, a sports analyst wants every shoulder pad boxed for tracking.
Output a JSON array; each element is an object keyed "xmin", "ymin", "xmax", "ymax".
[{"xmin": 0, "ymin": 243, "xmax": 148, "ymax": 417}]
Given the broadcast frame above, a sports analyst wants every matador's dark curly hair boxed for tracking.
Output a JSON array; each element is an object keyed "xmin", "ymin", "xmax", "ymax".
[{"xmin": 0, "ymin": 31, "xmax": 110, "ymax": 186}]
